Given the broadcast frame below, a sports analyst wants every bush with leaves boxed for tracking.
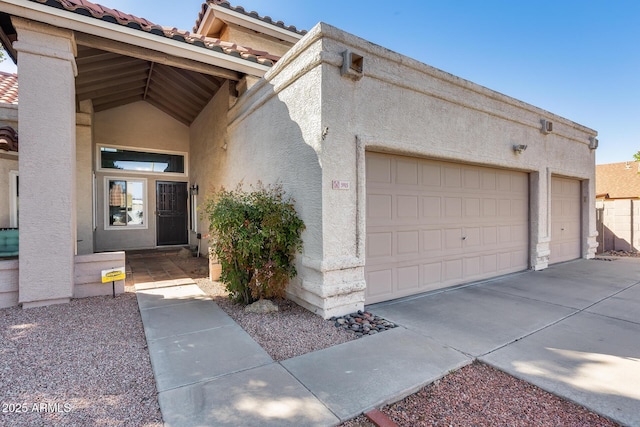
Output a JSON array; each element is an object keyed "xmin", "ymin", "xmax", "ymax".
[{"xmin": 203, "ymin": 183, "xmax": 305, "ymax": 305}]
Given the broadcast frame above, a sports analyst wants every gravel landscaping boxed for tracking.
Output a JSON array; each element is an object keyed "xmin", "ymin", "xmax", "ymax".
[
  {"xmin": 339, "ymin": 362, "xmax": 619, "ymax": 427},
  {"xmin": 0, "ymin": 254, "xmax": 622, "ymax": 426},
  {"xmin": 0, "ymin": 292, "xmax": 162, "ymax": 427}
]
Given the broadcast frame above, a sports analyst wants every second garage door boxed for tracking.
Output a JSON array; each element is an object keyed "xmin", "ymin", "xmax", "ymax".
[
  {"xmin": 365, "ymin": 153, "xmax": 529, "ymax": 304},
  {"xmin": 549, "ymin": 176, "xmax": 581, "ymax": 264}
]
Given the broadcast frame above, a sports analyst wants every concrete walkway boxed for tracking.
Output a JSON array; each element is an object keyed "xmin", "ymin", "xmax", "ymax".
[{"xmin": 133, "ymin": 254, "xmax": 640, "ymax": 427}]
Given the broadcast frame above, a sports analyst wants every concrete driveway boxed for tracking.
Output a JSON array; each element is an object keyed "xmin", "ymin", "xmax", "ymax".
[{"xmin": 369, "ymin": 257, "xmax": 640, "ymax": 427}]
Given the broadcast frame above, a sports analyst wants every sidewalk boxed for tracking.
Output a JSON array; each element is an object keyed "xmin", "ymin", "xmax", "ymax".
[{"xmin": 132, "ymin": 254, "xmax": 640, "ymax": 427}]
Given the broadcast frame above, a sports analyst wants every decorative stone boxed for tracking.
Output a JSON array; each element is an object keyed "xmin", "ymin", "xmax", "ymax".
[
  {"xmin": 244, "ymin": 299, "xmax": 279, "ymax": 314},
  {"xmin": 331, "ymin": 310, "xmax": 398, "ymax": 338}
]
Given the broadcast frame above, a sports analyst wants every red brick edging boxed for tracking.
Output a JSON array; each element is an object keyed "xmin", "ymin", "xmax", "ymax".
[{"xmin": 365, "ymin": 409, "xmax": 399, "ymax": 427}]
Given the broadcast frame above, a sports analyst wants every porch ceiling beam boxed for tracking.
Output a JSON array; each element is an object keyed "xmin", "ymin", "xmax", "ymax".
[
  {"xmin": 149, "ymin": 69, "xmax": 216, "ymax": 106},
  {"xmin": 93, "ymin": 95, "xmax": 145, "ymax": 112},
  {"xmin": 77, "ymin": 80, "xmax": 146, "ymax": 101},
  {"xmin": 76, "ymin": 63, "xmax": 150, "ymax": 86},
  {"xmin": 76, "ymin": 55, "xmax": 143, "ymax": 74},
  {"xmin": 75, "ymin": 32, "xmax": 241, "ymax": 81},
  {"xmin": 77, "ymin": 73, "xmax": 148, "ymax": 95},
  {"xmin": 146, "ymin": 87, "xmax": 202, "ymax": 117},
  {"xmin": 75, "ymin": 51, "xmax": 121, "ymax": 66},
  {"xmin": 143, "ymin": 61, "xmax": 154, "ymax": 100},
  {"xmin": 92, "ymin": 90, "xmax": 145, "ymax": 107},
  {"xmin": 154, "ymin": 64, "xmax": 216, "ymax": 101},
  {"xmin": 146, "ymin": 98, "xmax": 192, "ymax": 126}
]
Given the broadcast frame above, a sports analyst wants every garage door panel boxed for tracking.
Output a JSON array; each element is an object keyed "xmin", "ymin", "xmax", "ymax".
[
  {"xmin": 367, "ymin": 232, "xmax": 393, "ymax": 258},
  {"xmin": 365, "ymin": 153, "xmax": 529, "ymax": 304},
  {"xmin": 366, "ymin": 269, "xmax": 393, "ymax": 298},
  {"xmin": 367, "ymin": 194, "xmax": 392, "ymax": 221},
  {"xmin": 422, "ymin": 263, "xmax": 442, "ymax": 286},
  {"xmin": 422, "ymin": 164, "xmax": 441, "ymax": 186},
  {"xmin": 396, "ymin": 159, "xmax": 419, "ymax": 185},
  {"xmin": 367, "ymin": 156, "xmax": 392, "ymax": 183},
  {"xmin": 397, "ymin": 195, "xmax": 419, "ymax": 218},
  {"xmin": 464, "ymin": 256, "xmax": 482, "ymax": 277},
  {"xmin": 397, "ymin": 230, "xmax": 420, "ymax": 255},
  {"xmin": 423, "ymin": 196, "xmax": 442, "ymax": 218},
  {"xmin": 422, "ymin": 229, "xmax": 442, "ymax": 252},
  {"xmin": 444, "ymin": 167, "xmax": 462, "ymax": 188},
  {"xmin": 397, "ymin": 265, "xmax": 420, "ymax": 291}
]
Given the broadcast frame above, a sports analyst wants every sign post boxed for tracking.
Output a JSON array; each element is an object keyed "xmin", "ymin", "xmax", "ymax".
[{"xmin": 101, "ymin": 267, "xmax": 126, "ymax": 298}]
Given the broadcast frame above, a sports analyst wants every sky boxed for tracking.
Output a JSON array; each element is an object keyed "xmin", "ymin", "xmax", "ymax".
[{"xmin": 1, "ymin": 0, "xmax": 637, "ymax": 164}]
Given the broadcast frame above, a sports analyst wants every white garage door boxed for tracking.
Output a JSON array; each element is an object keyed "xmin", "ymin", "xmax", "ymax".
[
  {"xmin": 549, "ymin": 176, "xmax": 581, "ymax": 264},
  {"xmin": 365, "ymin": 153, "xmax": 529, "ymax": 304}
]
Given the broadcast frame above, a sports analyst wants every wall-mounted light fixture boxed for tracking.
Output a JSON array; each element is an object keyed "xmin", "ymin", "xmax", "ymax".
[
  {"xmin": 190, "ymin": 184, "xmax": 199, "ymax": 195},
  {"xmin": 589, "ymin": 136, "xmax": 599, "ymax": 150},
  {"xmin": 513, "ymin": 144, "xmax": 528, "ymax": 154}
]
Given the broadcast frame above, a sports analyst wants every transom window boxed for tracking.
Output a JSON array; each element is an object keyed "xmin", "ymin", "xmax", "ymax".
[
  {"xmin": 105, "ymin": 178, "xmax": 147, "ymax": 229},
  {"xmin": 100, "ymin": 146, "xmax": 185, "ymax": 174}
]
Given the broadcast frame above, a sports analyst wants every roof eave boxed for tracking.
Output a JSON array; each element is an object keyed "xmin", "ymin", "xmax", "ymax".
[
  {"xmin": 0, "ymin": 0, "xmax": 270, "ymax": 77},
  {"xmin": 202, "ymin": 2, "xmax": 303, "ymax": 44}
]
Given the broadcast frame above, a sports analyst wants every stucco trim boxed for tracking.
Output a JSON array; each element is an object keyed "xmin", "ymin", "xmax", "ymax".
[
  {"xmin": 256, "ymin": 23, "xmax": 596, "ymax": 144},
  {"xmin": 12, "ymin": 17, "xmax": 78, "ymax": 76}
]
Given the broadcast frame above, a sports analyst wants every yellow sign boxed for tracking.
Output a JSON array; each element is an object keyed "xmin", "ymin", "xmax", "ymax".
[{"xmin": 101, "ymin": 267, "xmax": 126, "ymax": 283}]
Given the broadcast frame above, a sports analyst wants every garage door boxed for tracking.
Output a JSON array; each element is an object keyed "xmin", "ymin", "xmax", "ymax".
[
  {"xmin": 365, "ymin": 153, "xmax": 529, "ymax": 304},
  {"xmin": 549, "ymin": 176, "xmax": 581, "ymax": 264}
]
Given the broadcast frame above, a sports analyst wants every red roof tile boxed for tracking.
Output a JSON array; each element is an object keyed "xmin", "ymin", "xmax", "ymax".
[
  {"xmin": 0, "ymin": 126, "xmax": 18, "ymax": 152},
  {"xmin": 194, "ymin": 1, "xmax": 307, "ymax": 36},
  {"xmin": 29, "ymin": 0, "xmax": 279, "ymax": 66},
  {"xmin": 596, "ymin": 161, "xmax": 640, "ymax": 199},
  {"xmin": 0, "ymin": 71, "xmax": 18, "ymax": 105}
]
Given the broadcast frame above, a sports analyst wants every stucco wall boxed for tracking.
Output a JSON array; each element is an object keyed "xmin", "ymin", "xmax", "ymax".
[
  {"xmin": 225, "ymin": 35, "xmax": 325, "ymax": 313},
  {"xmin": 189, "ymin": 81, "xmax": 230, "ymax": 253},
  {"xmin": 230, "ymin": 23, "xmax": 598, "ymax": 318},
  {"xmin": 93, "ymin": 101, "xmax": 190, "ymax": 251}
]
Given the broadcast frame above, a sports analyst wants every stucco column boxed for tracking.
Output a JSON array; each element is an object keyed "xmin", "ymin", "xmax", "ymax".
[
  {"xmin": 529, "ymin": 170, "xmax": 551, "ymax": 270},
  {"xmin": 13, "ymin": 18, "xmax": 78, "ymax": 307}
]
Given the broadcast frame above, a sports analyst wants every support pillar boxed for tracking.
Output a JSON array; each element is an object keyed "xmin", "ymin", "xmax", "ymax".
[{"xmin": 13, "ymin": 18, "xmax": 78, "ymax": 307}]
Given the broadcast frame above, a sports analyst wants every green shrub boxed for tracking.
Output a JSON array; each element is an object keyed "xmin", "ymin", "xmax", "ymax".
[{"xmin": 203, "ymin": 183, "xmax": 305, "ymax": 305}]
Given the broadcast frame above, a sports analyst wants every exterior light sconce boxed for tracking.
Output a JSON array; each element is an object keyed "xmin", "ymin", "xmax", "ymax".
[
  {"xmin": 190, "ymin": 184, "xmax": 199, "ymax": 195},
  {"xmin": 513, "ymin": 144, "xmax": 528, "ymax": 154},
  {"xmin": 541, "ymin": 119, "xmax": 553, "ymax": 134},
  {"xmin": 589, "ymin": 137, "xmax": 599, "ymax": 150},
  {"xmin": 341, "ymin": 49, "xmax": 364, "ymax": 80}
]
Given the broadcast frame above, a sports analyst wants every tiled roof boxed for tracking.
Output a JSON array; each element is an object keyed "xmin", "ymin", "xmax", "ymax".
[
  {"xmin": 0, "ymin": 71, "xmax": 18, "ymax": 105},
  {"xmin": 0, "ymin": 126, "xmax": 18, "ymax": 152},
  {"xmin": 596, "ymin": 161, "xmax": 640, "ymax": 199},
  {"xmin": 193, "ymin": 1, "xmax": 307, "ymax": 36},
  {"xmin": 29, "ymin": 0, "xmax": 279, "ymax": 66}
]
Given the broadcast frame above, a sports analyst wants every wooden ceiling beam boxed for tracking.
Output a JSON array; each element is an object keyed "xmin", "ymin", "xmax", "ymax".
[
  {"xmin": 145, "ymin": 98, "xmax": 193, "ymax": 126},
  {"xmin": 93, "ymin": 95, "xmax": 145, "ymax": 112},
  {"xmin": 76, "ymin": 63, "xmax": 150, "ymax": 86},
  {"xmin": 146, "ymin": 87, "xmax": 202, "ymax": 117},
  {"xmin": 78, "ymin": 80, "xmax": 146, "ymax": 101},
  {"xmin": 150, "ymin": 68, "xmax": 213, "ymax": 106},
  {"xmin": 75, "ymin": 32, "xmax": 241, "ymax": 81},
  {"xmin": 77, "ymin": 55, "xmax": 143, "ymax": 74},
  {"xmin": 77, "ymin": 73, "xmax": 148, "ymax": 95}
]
